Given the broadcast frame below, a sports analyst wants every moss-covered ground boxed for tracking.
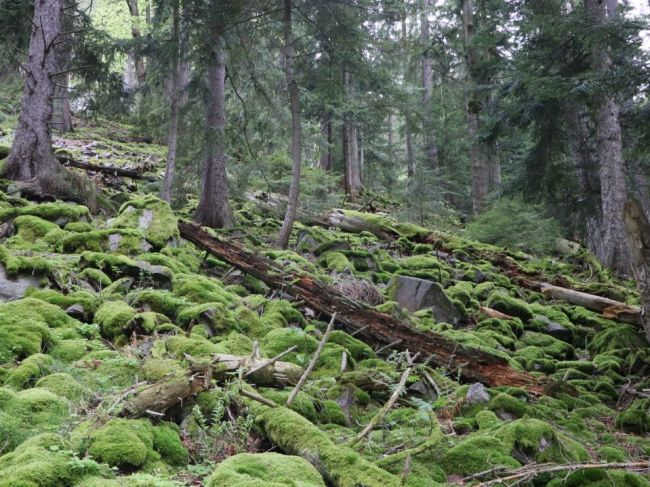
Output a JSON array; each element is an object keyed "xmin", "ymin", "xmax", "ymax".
[{"xmin": 0, "ymin": 132, "xmax": 648, "ymax": 486}]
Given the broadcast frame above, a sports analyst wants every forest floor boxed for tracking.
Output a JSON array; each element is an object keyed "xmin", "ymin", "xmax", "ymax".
[{"xmin": 0, "ymin": 121, "xmax": 648, "ymax": 487}]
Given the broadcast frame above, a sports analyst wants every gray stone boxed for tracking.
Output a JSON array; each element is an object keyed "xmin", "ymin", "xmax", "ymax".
[
  {"xmin": 545, "ymin": 322, "xmax": 573, "ymax": 344},
  {"xmin": 134, "ymin": 261, "xmax": 173, "ymax": 289},
  {"xmin": 138, "ymin": 209, "xmax": 155, "ymax": 231},
  {"xmin": 0, "ymin": 265, "xmax": 41, "ymax": 302},
  {"xmin": 388, "ymin": 275, "xmax": 462, "ymax": 325},
  {"xmin": 108, "ymin": 233, "xmax": 122, "ymax": 251},
  {"xmin": 65, "ymin": 303, "xmax": 86, "ymax": 320},
  {"xmin": 466, "ymin": 382, "xmax": 490, "ymax": 404}
]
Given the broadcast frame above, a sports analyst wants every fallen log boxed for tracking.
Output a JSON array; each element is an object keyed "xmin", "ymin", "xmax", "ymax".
[
  {"xmin": 539, "ymin": 283, "xmax": 641, "ymax": 326},
  {"xmin": 178, "ymin": 220, "xmax": 544, "ymax": 393},
  {"xmin": 124, "ymin": 364, "xmax": 212, "ymax": 417},
  {"xmin": 56, "ymin": 153, "xmax": 158, "ymax": 181},
  {"xmin": 212, "ymin": 353, "xmax": 303, "ymax": 387}
]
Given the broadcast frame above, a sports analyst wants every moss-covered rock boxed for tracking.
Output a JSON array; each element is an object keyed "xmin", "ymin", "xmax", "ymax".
[
  {"xmin": 152, "ymin": 423, "xmax": 188, "ymax": 466},
  {"xmin": 206, "ymin": 452, "xmax": 326, "ymax": 487},
  {"xmin": 34, "ymin": 373, "xmax": 85, "ymax": 401},
  {"xmin": 95, "ymin": 301, "xmax": 138, "ymax": 340},
  {"xmin": 110, "ymin": 195, "xmax": 178, "ymax": 249},
  {"xmin": 4, "ymin": 353, "xmax": 54, "ymax": 389},
  {"xmin": 87, "ymin": 419, "xmax": 158, "ymax": 470},
  {"xmin": 486, "ymin": 291, "xmax": 533, "ymax": 321}
]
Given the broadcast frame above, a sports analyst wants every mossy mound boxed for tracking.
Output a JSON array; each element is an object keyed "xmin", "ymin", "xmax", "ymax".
[
  {"xmin": 206, "ymin": 452, "xmax": 326, "ymax": 487},
  {"xmin": 110, "ymin": 195, "xmax": 178, "ymax": 249}
]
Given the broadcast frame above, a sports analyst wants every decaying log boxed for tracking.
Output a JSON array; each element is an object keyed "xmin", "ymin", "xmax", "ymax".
[
  {"xmin": 480, "ymin": 306, "xmax": 515, "ymax": 320},
  {"xmin": 178, "ymin": 220, "xmax": 544, "ymax": 393},
  {"xmin": 539, "ymin": 283, "xmax": 641, "ymax": 326},
  {"xmin": 624, "ymin": 199, "xmax": 650, "ymax": 343},
  {"xmin": 212, "ymin": 353, "xmax": 303, "ymax": 387},
  {"xmin": 56, "ymin": 153, "xmax": 158, "ymax": 181},
  {"xmin": 124, "ymin": 364, "xmax": 212, "ymax": 417}
]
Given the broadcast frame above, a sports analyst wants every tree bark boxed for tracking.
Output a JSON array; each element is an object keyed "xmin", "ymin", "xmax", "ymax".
[
  {"xmin": 4, "ymin": 0, "xmax": 64, "ymax": 182},
  {"xmin": 420, "ymin": 0, "xmax": 438, "ymax": 170},
  {"xmin": 195, "ymin": 31, "xmax": 234, "ymax": 228},
  {"xmin": 125, "ymin": 0, "xmax": 146, "ymax": 87},
  {"xmin": 319, "ymin": 113, "xmax": 332, "ymax": 171},
  {"xmin": 402, "ymin": 11, "xmax": 417, "ymax": 184},
  {"xmin": 343, "ymin": 71, "xmax": 362, "ymax": 201},
  {"xmin": 623, "ymin": 199, "xmax": 650, "ymax": 343},
  {"xmin": 178, "ymin": 220, "xmax": 544, "ymax": 392},
  {"xmin": 584, "ymin": 0, "xmax": 630, "ymax": 275},
  {"xmin": 277, "ymin": 0, "xmax": 302, "ymax": 249},
  {"xmin": 462, "ymin": 0, "xmax": 489, "ymax": 214},
  {"xmin": 160, "ymin": 1, "xmax": 187, "ymax": 202}
]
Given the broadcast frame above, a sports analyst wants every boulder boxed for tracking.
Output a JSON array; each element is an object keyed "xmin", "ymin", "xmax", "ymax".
[
  {"xmin": 388, "ymin": 275, "xmax": 462, "ymax": 325},
  {"xmin": 0, "ymin": 265, "xmax": 41, "ymax": 302},
  {"xmin": 466, "ymin": 382, "xmax": 490, "ymax": 405}
]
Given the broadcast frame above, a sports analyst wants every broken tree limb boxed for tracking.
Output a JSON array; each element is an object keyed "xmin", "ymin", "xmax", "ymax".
[
  {"xmin": 212, "ymin": 353, "xmax": 303, "ymax": 387},
  {"xmin": 347, "ymin": 353, "xmax": 415, "ymax": 447},
  {"xmin": 244, "ymin": 345, "xmax": 298, "ymax": 378},
  {"xmin": 56, "ymin": 153, "xmax": 158, "ymax": 181},
  {"xmin": 123, "ymin": 364, "xmax": 212, "ymax": 417},
  {"xmin": 178, "ymin": 220, "xmax": 544, "ymax": 393},
  {"xmin": 287, "ymin": 313, "xmax": 336, "ymax": 406}
]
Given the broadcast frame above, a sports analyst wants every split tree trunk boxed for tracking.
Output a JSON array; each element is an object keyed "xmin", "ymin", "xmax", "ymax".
[
  {"xmin": 178, "ymin": 220, "xmax": 544, "ymax": 392},
  {"xmin": 5, "ymin": 0, "xmax": 64, "ymax": 182},
  {"xmin": 420, "ymin": 0, "xmax": 438, "ymax": 170},
  {"xmin": 623, "ymin": 199, "xmax": 650, "ymax": 343},
  {"xmin": 195, "ymin": 30, "xmax": 234, "ymax": 228},
  {"xmin": 277, "ymin": 0, "xmax": 302, "ymax": 249},
  {"xmin": 584, "ymin": 0, "xmax": 630, "ymax": 275}
]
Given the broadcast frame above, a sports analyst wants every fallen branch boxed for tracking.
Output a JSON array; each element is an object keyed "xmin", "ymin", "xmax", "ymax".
[
  {"xmin": 347, "ymin": 352, "xmax": 417, "ymax": 447},
  {"xmin": 212, "ymin": 353, "xmax": 303, "ymax": 387},
  {"xmin": 178, "ymin": 221, "xmax": 543, "ymax": 392},
  {"xmin": 472, "ymin": 461, "xmax": 650, "ymax": 486},
  {"xmin": 244, "ymin": 345, "xmax": 298, "ymax": 378},
  {"xmin": 239, "ymin": 387, "xmax": 279, "ymax": 408},
  {"xmin": 287, "ymin": 313, "xmax": 336, "ymax": 406},
  {"xmin": 56, "ymin": 153, "xmax": 158, "ymax": 181}
]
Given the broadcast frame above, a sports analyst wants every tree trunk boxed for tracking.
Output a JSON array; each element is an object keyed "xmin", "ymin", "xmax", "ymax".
[
  {"xmin": 402, "ymin": 11, "xmax": 416, "ymax": 184},
  {"xmin": 343, "ymin": 71, "xmax": 362, "ymax": 201},
  {"xmin": 420, "ymin": 0, "xmax": 438, "ymax": 170},
  {"xmin": 319, "ymin": 113, "xmax": 332, "ymax": 171},
  {"xmin": 4, "ymin": 0, "xmax": 64, "ymax": 181},
  {"xmin": 277, "ymin": 0, "xmax": 302, "ymax": 249},
  {"xmin": 584, "ymin": 0, "xmax": 630, "ymax": 275},
  {"xmin": 125, "ymin": 0, "xmax": 146, "ymax": 87},
  {"xmin": 462, "ymin": 0, "xmax": 488, "ymax": 214},
  {"xmin": 160, "ymin": 1, "xmax": 185, "ymax": 202},
  {"xmin": 195, "ymin": 32, "xmax": 234, "ymax": 228},
  {"xmin": 51, "ymin": 0, "xmax": 75, "ymax": 133},
  {"xmin": 623, "ymin": 199, "xmax": 650, "ymax": 343}
]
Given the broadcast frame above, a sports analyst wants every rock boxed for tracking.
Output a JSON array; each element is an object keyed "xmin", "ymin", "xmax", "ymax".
[
  {"xmin": 65, "ymin": 303, "xmax": 86, "ymax": 320},
  {"xmin": 388, "ymin": 275, "xmax": 462, "ymax": 325},
  {"xmin": 134, "ymin": 261, "xmax": 173, "ymax": 289},
  {"xmin": 545, "ymin": 322, "xmax": 573, "ymax": 344},
  {"xmin": 295, "ymin": 229, "xmax": 319, "ymax": 253},
  {"xmin": 0, "ymin": 265, "xmax": 41, "ymax": 302},
  {"xmin": 466, "ymin": 382, "xmax": 490, "ymax": 405},
  {"xmin": 108, "ymin": 233, "xmax": 122, "ymax": 251}
]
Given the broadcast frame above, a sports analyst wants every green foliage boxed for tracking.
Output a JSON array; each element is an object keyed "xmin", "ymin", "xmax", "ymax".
[{"xmin": 466, "ymin": 199, "xmax": 561, "ymax": 254}]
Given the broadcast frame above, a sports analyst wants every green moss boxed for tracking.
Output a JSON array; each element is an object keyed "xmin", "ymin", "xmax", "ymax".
[
  {"xmin": 88, "ymin": 419, "xmax": 158, "ymax": 470},
  {"xmin": 127, "ymin": 289, "xmax": 187, "ymax": 318},
  {"xmin": 255, "ymin": 406, "xmax": 399, "ymax": 487},
  {"xmin": 0, "ymin": 434, "xmax": 104, "ymax": 487},
  {"xmin": 111, "ymin": 195, "xmax": 179, "ymax": 249},
  {"xmin": 177, "ymin": 302, "xmax": 239, "ymax": 333},
  {"xmin": 321, "ymin": 251, "xmax": 353, "ymax": 272},
  {"xmin": 49, "ymin": 338, "xmax": 105, "ymax": 363},
  {"xmin": 13, "ymin": 215, "xmax": 65, "ymax": 242},
  {"xmin": 165, "ymin": 335, "xmax": 221, "ymax": 359},
  {"xmin": 206, "ymin": 452, "xmax": 326, "ymax": 487},
  {"xmin": 442, "ymin": 435, "xmax": 519, "ymax": 476},
  {"xmin": 78, "ymin": 268, "xmax": 112, "ymax": 288},
  {"xmin": 173, "ymin": 273, "xmax": 239, "ymax": 306},
  {"xmin": 328, "ymin": 330, "xmax": 375, "ymax": 361},
  {"xmin": 95, "ymin": 301, "xmax": 138, "ymax": 340},
  {"xmin": 0, "ymin": 245, "xmax": 53, "ymax": 277},
  {"xmin": 260, "ymin": 388, "xmax": 318, "ymax": 422},
  {"xmin": 25, "ymin": 288, "xmax": 100, "ymax": 313},
  {"xmin": 141, "ymin": 358, "xmax": 183, "ymax": 382},
  {"xmin": 596, "ymin": 446, "xmax": 628, "ymax": 462},
  {"xmin": 4, "ymin": 353, "xmax": 54, "ymax": 389},
  {"xmin": 548, "ymin": 469, "xmax": 650, "ymax": 487},
  {"xmin": 518, "ymin": 332, "xmax": 575, "ymax": 359},
  {"xmin": 488, "ymin": 392, "xmax": 528, "ymax": 418},
  {"xmin": 152, "ymin": 423, "xmax": 188, "ymax": 466},
  {"xmin": 35, "ymin": 373, "xmax": 85, "ymax": 401},
  {"xmin": 475, "ymin": 410, "xmax": 501, "ymax": 430},
  {"xmin": 64, "ymin": 221, "xmax": 94, "ymax": 232},
  {"xmin": 261, "ymin": 328, "xmax": 318, "ymax": 365},
  {"xmin": 473, "ymin": 281, "xmax": 497, "ymax": 300},
  {"xmin": 0, "ymin": 388, "xmax": 69, "ymax": 450},
  {"xmin": 0, "ymin": 201, "xmax": 90, "ymax": 224},
  {"xmin": 486, "ymin": 291, "xmax": 533, "ymax": 321},
  {"xmin": 136, "ymin": 252, "xmax": 191, "ymax": 274},
  {"xmin": 616, "ymin": 408, "xmax": 650, "ymax": 434},
  {"xmin": 0, "ymin": 314, "xmax": 51, "ymax": 364}
]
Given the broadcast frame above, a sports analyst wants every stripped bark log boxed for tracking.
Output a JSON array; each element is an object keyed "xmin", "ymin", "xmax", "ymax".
[
  {"xmin": 178, "ymin": 220, "xmax": 544, "ymax": 392},
  {"xmin": 212, "ymin": 353, "xmax": 303, "ymax": 387}
]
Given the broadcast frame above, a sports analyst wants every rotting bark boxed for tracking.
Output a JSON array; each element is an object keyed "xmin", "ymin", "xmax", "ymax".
[
  {"xmin": 178, "ymin": 220, "xmax": 544, "ymax": 392},
  {"xmin": 623, "ymin": 199, "xmax": 650, "ymax": 343}
]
